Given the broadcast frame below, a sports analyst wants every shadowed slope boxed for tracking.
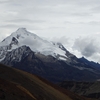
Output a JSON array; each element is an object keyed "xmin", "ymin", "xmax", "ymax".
[
  {"xmin": 60, "ymin": 81, "xmax": 100, "ymax": 99},
  {"xmin": 0, "ymin": 63, "xmax": 95, "ymax": 100},
  {"xmin": 0, "ymin": 78, "xmax": 36, "ymax": 100}
]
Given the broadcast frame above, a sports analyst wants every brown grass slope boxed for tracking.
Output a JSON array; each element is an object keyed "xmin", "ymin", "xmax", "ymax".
[
  {"xmin": 0, "ymin": 78, "xmax": 36, "ymax": 100},
  {"xmin": 0, "ymin": 63, "xmax": 95, "ymax": 100}
]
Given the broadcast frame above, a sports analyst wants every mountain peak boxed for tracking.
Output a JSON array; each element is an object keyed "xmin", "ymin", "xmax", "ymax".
[
  {"xmin": 16, "ymin": 28, "xmax": 27, "ymax": 32},
  {"xmin": 10, "ymin": 28, "xmax": 37, "ymax": 40},
  {"xmin": 13, "ymin": 28, "xmax": 30, "ymax": 36},
  {"xmin": 0, "ymin": 28, "xmax": 67, "ymax": 60},
  {"xmin": 0, "ymin": 28, "xmax": 32, "ymax": 46}
]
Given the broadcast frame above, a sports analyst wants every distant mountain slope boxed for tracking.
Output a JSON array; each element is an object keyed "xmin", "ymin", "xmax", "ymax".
[
  {"xmin": 60, "ymin": 81, "xmax": 100, "ymax": 100},
  {"xmin": 0, "ymin": 63, "xmax": 93, "ymax": 100},
  {"xmin": 79, "ymin": 57, "xmax": 100, "ymax": 71}
]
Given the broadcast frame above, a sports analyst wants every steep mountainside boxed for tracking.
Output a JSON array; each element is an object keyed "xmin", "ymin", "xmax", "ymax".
[
  {"xmin": 60, "ymin": 81, "xmax": 100, "ymax": 100},
  {"xmin": 79, "ymin": 57, "xmax": 100, "ymax": 71},
  {"xmin": 0, "ymin": 28, "xmax": 100, "ymax": 83},
  {"xmin": 0, "ymin": 63, "xmax": 93, "ymax": 100}
]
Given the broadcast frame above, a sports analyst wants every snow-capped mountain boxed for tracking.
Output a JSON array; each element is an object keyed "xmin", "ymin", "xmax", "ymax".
[
  {"xmin": 1, "ymin": 28, "xmax": 100, "ymax": 83},
  {"xmin": 0, "ymin": 28, "xmax": 69, "ymax": 62}
]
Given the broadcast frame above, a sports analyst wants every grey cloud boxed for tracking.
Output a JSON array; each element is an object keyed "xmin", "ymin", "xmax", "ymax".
[
  {"xmin": 6, "ymin": 19, "xmax": 46, "ymax": 23},
  {"xmin": 0, "ymin": 0, "xmax": 98, "ymax": 25},
  {"xmin": 88, "ymin": 21, "xmax": 100, "ymax": 25},
  {"xmin": 7, "ymin": 0, "xmax": 93, "ymax": 19},
  {"xmin": 91, "ymin": 5, "xmax": 100, "ymax": 13},
  {"xmin": 73, "ymin": 36, "xmax": 99, "ymax": 57},
  {"xmin": 81, "ymin": 43, "xmax": 97, "ymax": 57},
  {"xmin": 47, "ymin": 26, "xmax": 66, "ymax": 29},
  {"xmin": 89, "ymin": 53, "xmax": 100, "ymax": 63},
  {"xmin": 71, "ymin": 13, "xmax": 92, "ymax": 17},
  {"xmin": 78, "ymin": 21, "xmax": 100, "ymax": 25},
  {"xmin": 0, "ymin": 24, "xmax": 44, "ymax": 31},
  {"xmin": 0, "ymin": 24, "xmax": 19, "ymax": 28},
  {"xmin": 51, "ymin": 36, "xmax": 69, "ymax": 45},
  {"xmin": 0, "ymin": 0, "xmax": 11, "ymax": 4},
  {"xmin": 70, "ymin": 0, "xmax": 100, "ymax": 6}
]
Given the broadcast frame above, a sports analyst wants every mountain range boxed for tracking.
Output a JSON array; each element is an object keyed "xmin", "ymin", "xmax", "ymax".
[{"xmin": 0, "ymin": 28, "xmax": 100, "ymax": 83}]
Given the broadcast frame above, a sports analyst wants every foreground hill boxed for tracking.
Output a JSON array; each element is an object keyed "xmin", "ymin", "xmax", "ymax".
[
  {"xmin": 0, "ymin": 63, "xmax": 94, "ymax": 100},
  {"xmin": 0, "ymin": 78, "xmax": 35, "ymax": 100}
]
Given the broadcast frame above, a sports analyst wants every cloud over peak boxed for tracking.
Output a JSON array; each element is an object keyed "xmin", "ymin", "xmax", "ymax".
[{"xmin": 73, "ymin": 34, "xmax": 100, "ymax": 62}]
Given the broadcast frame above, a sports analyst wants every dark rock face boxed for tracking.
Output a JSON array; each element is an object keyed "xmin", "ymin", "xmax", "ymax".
[
  {"xmin": 11, "ymin": 37, "xmax": 18, "ymax": 44},
  {"xmin": 1, "ymin": 46, "xmax": 31, "ymax": 66}
]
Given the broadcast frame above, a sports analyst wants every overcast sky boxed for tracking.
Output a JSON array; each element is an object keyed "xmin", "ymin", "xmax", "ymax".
[{"xmin": 0, "ymin": 0, "xmax": 100, "ymax": 62}]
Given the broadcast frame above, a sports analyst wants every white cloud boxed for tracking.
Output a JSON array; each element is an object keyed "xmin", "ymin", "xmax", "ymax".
[
  {"xmin": 50, "ymin": 36, "xmax": 69, "ymax": 44},
  {"xmin": 73, "ymin": 34, "xmax": 100, "ymax": 62}
]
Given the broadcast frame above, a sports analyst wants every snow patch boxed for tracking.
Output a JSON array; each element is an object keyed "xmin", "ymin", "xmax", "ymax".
[
  {"xmin": 59, "ymin": 57, "xmax": 66, "ymax": 61},
  {"xmin": 74, "ymin": 66, "xmax": 95, "ymax": 72}
]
